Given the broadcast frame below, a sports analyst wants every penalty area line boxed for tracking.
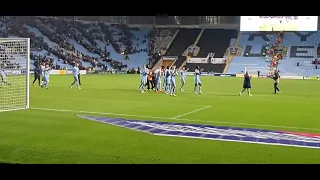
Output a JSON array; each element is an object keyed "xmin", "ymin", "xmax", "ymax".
[
  {"xmin": 30, "ymin": 107, "xmax": 320, "ymax": 131},
  {"xmin": 170, "ymin": 106, "xmax": 212, "ymax": 119}
]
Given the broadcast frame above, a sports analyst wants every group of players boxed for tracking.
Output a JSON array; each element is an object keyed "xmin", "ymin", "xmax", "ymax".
[
  {"xmin": 137, "ymin": 64, "xmax": 281, "ymax": 96},
  {"xmin": 138, "ymin": 65, "xmax": 203, "ymax": 96},
  {"xmin": 32, "ymin": 63, "xmax": 50, "ymax": 88},
  {"xmin": 32, "ymin": 62, "xmax": 82, "ymax": 89}
]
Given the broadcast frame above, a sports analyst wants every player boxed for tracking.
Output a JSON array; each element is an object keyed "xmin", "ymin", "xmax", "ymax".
[
  {"xmin": 161, "ymin": 66, "xmax": 166, "ymax": 91},
  {"xmin": 40, "ymin": 62, "xmax": 45, "ymax": 86},
  {"xmin": 41, "ymin": 64, "xmax": 50, "ymax": 89},
  {"xmin": 138, "ymin": 64, "xmax": 148, "ymax": 93},
  {"xmin": 69, "ymin": 63, "xmax": 81, "ymax": 89},
  {"xmin": 146, "ymin": 66, "xmax": 154, "ymax": 91},
  {"xmin": 194, "ymin": 66, "xmax": 202, "ymax": 94},
  {"xmin": 152, "ymin": 69, "xmax": 157, "ymax": 91},
  {"xmin": 137, "ymin": 65, "xmax": 148, "ymax": 92},
  {"xmin": 170, "ymin": 65, "xmax": 177, "ymax": 96},
  {"xmin": 0, "ymin": 66, "xmax": 11, "ymax": 88},
  {"xmin": 164, "ymin": 66, "xmax": 171, "ymax": 94},
  {"xmin": 273, "ymin": 70, "xmax": 281, "ymax": 94},
  {"xmin": 154, "ymin": 67, "xmax": 162, "ymax": 92},
  {"xmin": 137, "ymin": 67, "xmax": 144, "ymax": 91},
  {"xmin": 32, "ymin": 64, "xmax": 41, "ymax": 86},
  {"xmin": 141, "ymin": 65, "xmax": 149, "ymax": 93},
  {"xmin": 179, "ymin": 66, "xmax": 189, "ymax": 91},
  {"xmin": 78, "ymin": 71, "xmax": 82, "ymax": 85},
  {"xmin": 239, "ymin": 71, "xmax": 252, "ymax": 96}
]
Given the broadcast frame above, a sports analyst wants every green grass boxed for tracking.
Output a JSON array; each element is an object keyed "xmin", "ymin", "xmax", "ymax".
[{"xmin": 1, "ymin": 74, "xmax": 320, "ymax": 164}]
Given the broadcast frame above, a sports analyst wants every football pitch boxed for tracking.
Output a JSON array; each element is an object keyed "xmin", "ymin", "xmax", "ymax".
[{"xmin": 1, "ymin": 74, "xmax": 320, "ymax": 164}]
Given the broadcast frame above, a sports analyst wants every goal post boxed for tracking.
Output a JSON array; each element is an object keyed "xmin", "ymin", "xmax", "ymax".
[
  {"xmin": 0, "ymin": 38, "xmax": 30, "ymax": 112},
  {"xmin": 244, "ymin": 66, "xmax": 272, "ymax": 76}
]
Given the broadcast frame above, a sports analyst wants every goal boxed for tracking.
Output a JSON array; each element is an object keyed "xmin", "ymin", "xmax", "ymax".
[
  {"xmin": 0, "ymin": 38, "xmax": 30, "ymax": 112},
  {"xmin": 244, "ymin": 67, "xmax": 272, "ymax": 76}
]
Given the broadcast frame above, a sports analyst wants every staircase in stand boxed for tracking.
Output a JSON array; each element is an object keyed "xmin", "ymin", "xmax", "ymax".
[{"xmin": 223, "ymin": 31, "xmax": 242, "ymax": 73}]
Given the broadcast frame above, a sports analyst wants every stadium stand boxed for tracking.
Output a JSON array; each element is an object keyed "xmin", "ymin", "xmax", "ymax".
[
  {"xmin": 156, "ymin": 28, "xmax": 177, "ymax": 53},
  {"xmin": 226, "ymin": 31, "xmax": 320, "ymax": 76},
  {"xmin": 227, "ymin": 32, "xmax": 279, "ymax": 74},
  {"xmin": 187, "ymin": 63, "xmax": 226, "ymax": 72},
  {"xmin": 0, "ymin": 16, "xmax": 156, "ymax": 71},
  {"xmin": 196, "ymin": 29, "xmax": 238, "ymax": 58},
  {"xmin": 185, "ymin": 29, "xmax": 238, "ymax": 73},
  {"xmin": 277, "ymin": 32, "xmax": 320, "ymax": 76},
  {"xmin": 165, "ymin": 28, "xmax": 201, "ymax": 68},
  {"xmin": 148, "ymin": 27, "xmax": 177, "ymax": 67}
]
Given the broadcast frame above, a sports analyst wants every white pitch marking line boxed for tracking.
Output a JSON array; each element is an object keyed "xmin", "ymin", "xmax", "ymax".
[
  {"xmin": 31, "ymin": 107, "xmax": 161, "ymax": 119},
  {"xmin": 30, "ymin": 107, "xmax": 320, "ymax": 131},
  {"xmin": 170, "ymin": 106, "xmax": 212, "ymax": 119}
]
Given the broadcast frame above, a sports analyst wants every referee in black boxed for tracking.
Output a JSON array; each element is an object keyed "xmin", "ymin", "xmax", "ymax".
[{"xmin": 273, "ymin": 70, "xmax": 280, "ymax": 94}]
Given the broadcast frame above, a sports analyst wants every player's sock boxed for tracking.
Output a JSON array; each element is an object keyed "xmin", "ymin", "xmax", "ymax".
[
  {"xmin": 138, "ymin": 83, "xmax": 143, "ymax": 90},
  {"xmin": 194, "ymin": 85, "xmax": 197, "ymax": 93},
  {"xmin": 239, "ymin": 89, "xmax": 244, "ymax": 95},
  {"xmin": 199, "ymin": 86, "xmax": 202, "ymax": 93},
  {"xmin": 180, "ymin": 84, "xmax": 184, "ymax": 91},
  {"xmin": 172, "ymin": 86, "xmax": 175, "ymax": 95},
  {"xmin": 70, "ymin": 81, "xmax": 75, "ymax": 88},
  {"xmin": 141, "ymin": 83, "xmax": 145, "ymax": 92}
]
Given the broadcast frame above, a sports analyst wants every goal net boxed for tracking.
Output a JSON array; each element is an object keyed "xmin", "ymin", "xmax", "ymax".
[
  {"xmin": 244, "ymin": 67, "xmax": 272, "ymax": 76},
  {"xmin": 0, "ymin": 38, "xmax": 30, "ymax": 112}
]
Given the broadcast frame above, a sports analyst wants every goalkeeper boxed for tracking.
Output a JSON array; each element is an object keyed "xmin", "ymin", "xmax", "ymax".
[
  {"xmin": 0, "ymin": 66, "xmax": 11, "ymax": 88},
  {"xmin": 32, "ymin": 64, "xmax": 41, "ymax": 86}
]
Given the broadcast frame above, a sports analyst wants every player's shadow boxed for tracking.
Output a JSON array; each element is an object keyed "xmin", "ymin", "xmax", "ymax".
[
  {"xmin": 217, "ymin": 94, "xmax": 239, "ymax": 97},
  {"xmin": 107, "ymin": 88, "xmax": 145, "ymax": 93}
]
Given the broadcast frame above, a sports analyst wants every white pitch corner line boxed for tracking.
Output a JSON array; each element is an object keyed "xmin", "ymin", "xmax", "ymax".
[
  {"xmin": 170, "ymin": 106, "xmax": 212, "ymax": 119},
  {"xmin": 30, "ymin": 107, "xmax": 320, "ymax": 131}
]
